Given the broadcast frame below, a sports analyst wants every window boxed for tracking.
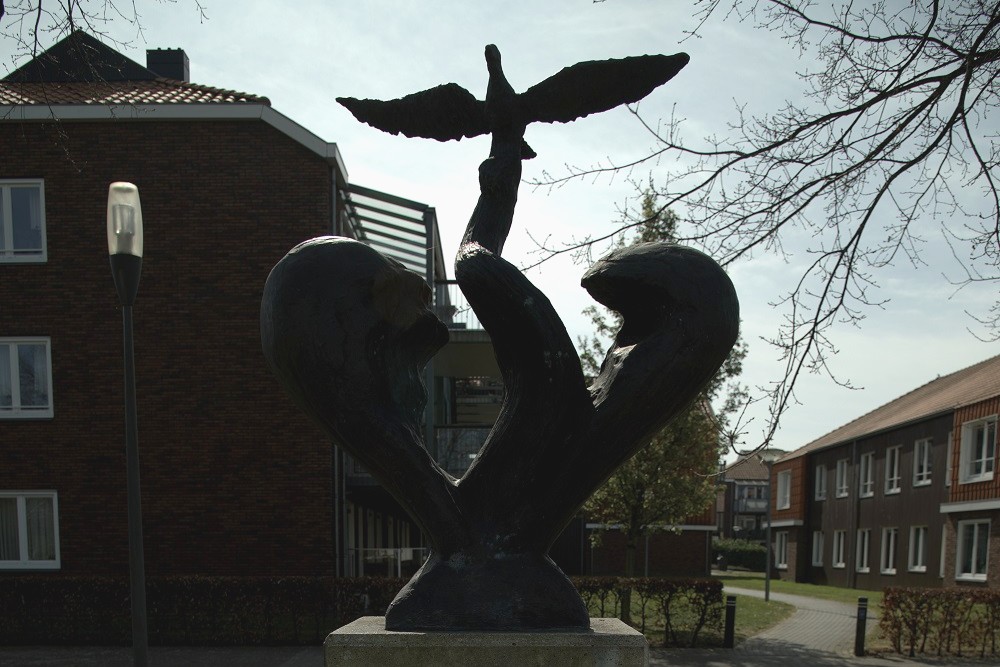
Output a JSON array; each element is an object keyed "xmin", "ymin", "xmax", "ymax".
[
  {"xmin": 776, "ymin": 470, "xmax": 791, "ymax": 510},
  {"xmin": 959, "ymin": 417, "xmax": 996, "ymax": 484},
  {"xmin": 946, "ymin": 433, "xmax": 953, "ymax": 487},
  {"xmin": 833, "ymin": 530, "xmax": 846, "ymax": 568},
  {"xmin": 859, "ymin": 452, "xmax": 874, "ymax": 497},
  {"xmin": 812, "ymin": 531, "xmax": 824, "ymax": 566},
  {"xmin": 856, "ymin": 529, "xmax": 871, "ymax": 573},
  {"xmin": 956, "ymin": 520, "xmax": 990, "ymax": 581},
  {"xmin": 881, "ymin": 527, "xmax": 898, "ymax": 575},
  {"xmin": 0, "ymin": 179, "xmax": 46, "ymax": 262},
  {"xmin": 0, "ymin": 491, "xmax": 60, "ymax": 569},
  {"xmin": 814, "ymin": 464, "xmax": 827, "ymax": 500},
  {"xmin": 908, "ymin": 526, "xmax": 928, "ymax": 572},
  {"xmin": 885, "ymin": 446, "xmax": 901, "ymax": 494},
  {"xmin": 913, "ymin": 438, "xmax": 932, "ymax": 486},
  {"xmin": 0, "ymin": 338, "xmax": 53, "ymax": 418},
  {"xmin": 776, "ymin": 531, "xmax": 788, "ymax": 569},
  {"xmin": 836, "ymin": 459, "xmax": 849, "ymax": 497}
]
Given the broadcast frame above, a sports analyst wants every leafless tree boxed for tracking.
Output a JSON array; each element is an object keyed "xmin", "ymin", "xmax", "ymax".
[
  {"xmin": 0, "ymin": 0, "xmax": 207, "ymax": 72},
  {"xmin": 534, "ymin": 0, "xmax": 1000, "ymax": 452}
]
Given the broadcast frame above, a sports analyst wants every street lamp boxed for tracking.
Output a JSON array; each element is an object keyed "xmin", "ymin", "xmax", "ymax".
[
  {"xmin": 758, "ymin": 449, "xmax": 780, "ymax": 603},
  {"xmin": 107, "ymin": 182, "xmax": 148, "ymax": 667}
]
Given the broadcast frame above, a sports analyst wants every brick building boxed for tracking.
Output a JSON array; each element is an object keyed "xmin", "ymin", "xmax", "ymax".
[
  {"xmin": 0, "ymin": 32, "xmax": 500, "ymax": 581},
  {"xmin": 768, "ymin": 354, "xmax": 1000, "ymax": 590}
]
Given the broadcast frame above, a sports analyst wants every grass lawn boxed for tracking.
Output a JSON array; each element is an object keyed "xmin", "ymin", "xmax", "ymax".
[{"xmin": 714, "ymin": 569, "xmax": 883, "ymax": 607}]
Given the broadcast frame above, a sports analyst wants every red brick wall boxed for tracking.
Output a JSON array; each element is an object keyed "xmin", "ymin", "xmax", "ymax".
[
  {"xmin": 1, "ymin": 119, "xmax": 336, "ymax": 576},
  {"xmin": 948, "ymin": 396, "xmax": 1000, "ymax": 503}
]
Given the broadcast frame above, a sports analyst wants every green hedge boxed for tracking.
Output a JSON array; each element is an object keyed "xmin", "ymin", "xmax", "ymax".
[
  {"xmin": 572, "ymin": 576, "xmax": 723, "ymax": 647},
  {"xmin": 711, "ymin": 538, "xmax": 767, "ymax": 571},
  {"xmin": 879, "ymin": 587, "xmax": 1000, "ymax": 658},
  {"xmin": 0, "ymin": 575, "xmax": 405, "ymax": 646}
]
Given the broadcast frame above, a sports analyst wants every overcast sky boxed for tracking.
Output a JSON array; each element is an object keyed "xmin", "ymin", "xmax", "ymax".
[{"xmin": 4, "ymin": 0, "xmax": 997, "ymax": 457}]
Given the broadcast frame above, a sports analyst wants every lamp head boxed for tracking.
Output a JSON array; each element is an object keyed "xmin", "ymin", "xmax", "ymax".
[{"xmin": 107, "ymin": 182, "xmax": 143, "ymax": 258}]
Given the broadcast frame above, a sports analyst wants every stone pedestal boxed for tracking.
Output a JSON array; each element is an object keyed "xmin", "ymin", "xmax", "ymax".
[{"xmin": 324, "ymin": 616, "xmax": 649, "ymax": 666}]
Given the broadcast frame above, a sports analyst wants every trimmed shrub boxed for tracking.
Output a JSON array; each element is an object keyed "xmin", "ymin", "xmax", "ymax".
[
  {"xmin": 711, "ymin": 538, "xmax": 767, "ymax": 571},
  {"xmin": 880, "ymin": 587, "xmax": 1000, "ymax": 658},
  {"xmin": 0, "ymin": 575, "xmax": 406, "ymax": 646}
]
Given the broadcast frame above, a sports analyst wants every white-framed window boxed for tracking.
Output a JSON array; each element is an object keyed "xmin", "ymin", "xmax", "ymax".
[
  {"xmin": 959, "ymin": 417, "xmax": 996, "ymax": 484},
  {"xmin": 885, "ymin": 446, "xmax": 902, "ymax": 494},
  {"xmin": 0, "ymin": 491, "xmax": 60, "ymax": 569},
  {"xmin": 836, "ymin": 459, "xmax": 849, "ymax": 497},
  {"xmin": 946, "ymin": 433, "xmax": 953, "ymax": 487},
  {"xmin": 955, "ymin": 519, "xmax": 990, "ymax": 581},
  {"xmin": 0, "ymin": 179, "xmax": 46, "ymax": 263},
  {"xmin": 833, "ymin": 530, "xmax": 846, "ymax": 568},
  {"xmin": 856, "ymin": 528, "xmax": 871, "ymax": 573},
  {"xmin": 859, "ymin": 452, "xmax": 874, "ymax": 497},
  {"xmin": 776, "ymin": 470, "xmax": 791, "ymax": 510},
  {"xmin": 940, "ymin": 525, "xmax": 947, "ymax": 578},
  {"xmin": 0, "ymin": 338, "xmax": 53, "ymax": 418},
  {"xmin": 913, "ymin": 438, "xmax": 932, "ymax": 486},
  {"xmin": 812, "ymin": 531, "xmax": 824, "ymax": 566},
  {"xmin": 814, "ymin": 464, "xmax": 827, "ymax": 500},
  {"xmin": 776, "ymin": 531, "xmax": 788, "ymax": 569},
  {"xmin": 908, "ymin": 525, "xmax": 928, "ymax": 572},
  {"xmin": 881, "ymin": 527, "xmax": 898, "ymax": 575}
]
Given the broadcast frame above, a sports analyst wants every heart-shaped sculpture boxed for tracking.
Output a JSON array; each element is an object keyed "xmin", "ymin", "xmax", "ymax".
[{"xmin": 260, "ymin": 45, "xmax": 739, "ymax": 631}]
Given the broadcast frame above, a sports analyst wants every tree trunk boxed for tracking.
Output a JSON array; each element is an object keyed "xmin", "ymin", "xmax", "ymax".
[{"xmin": 620, "ymin": 534, "xmax": 637, "ymax": 625}]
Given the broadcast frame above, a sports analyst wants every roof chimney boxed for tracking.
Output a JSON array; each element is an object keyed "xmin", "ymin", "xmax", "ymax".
[{"xmin": 146, "ymin": 48, "xmax": 190, "ymax": 82}]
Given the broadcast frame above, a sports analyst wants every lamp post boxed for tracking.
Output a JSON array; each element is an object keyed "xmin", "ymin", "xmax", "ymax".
[
  {"xmin": 759, "ymin": 450, "xmax": 779, "ymax": 603},
  {"xmin": 107, "ymin": 182, "xmax": 148, "ymax": 667}
]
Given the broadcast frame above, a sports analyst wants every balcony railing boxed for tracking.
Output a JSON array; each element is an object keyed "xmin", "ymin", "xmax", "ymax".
[
  {"xmin": 434, "ymin": 280, "xmax": 482, "ymax": 331},
  {"xmin": 734, "ymin": 498, "xmax": 769, "ymax": 513}
]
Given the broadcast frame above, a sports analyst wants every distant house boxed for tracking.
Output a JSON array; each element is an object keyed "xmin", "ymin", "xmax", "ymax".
[
  {"xmin": 0, "ymin": 32, "xmax": 499, "ymax": 582},
  {"xmin": 716, "ymin": 449, "xmax": 786, "ymax": 543},
  {"xmin": 768, "ymin": 354, "xmax": 1000, "ymax": 590}
]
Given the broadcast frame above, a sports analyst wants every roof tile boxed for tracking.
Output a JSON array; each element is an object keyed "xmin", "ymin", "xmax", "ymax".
[{"xmin": 0, "ymin": 79, "xmax": 269, "ymax": 106}]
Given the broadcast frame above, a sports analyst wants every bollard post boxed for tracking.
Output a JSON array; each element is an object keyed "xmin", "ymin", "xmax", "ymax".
[
  {"xmin": 854, "ymin": 596, "xmax": 868, "ymax": 657},
  {"xmin": 724, "ymin": 595, "xmax": 737, "ymax": 648}
]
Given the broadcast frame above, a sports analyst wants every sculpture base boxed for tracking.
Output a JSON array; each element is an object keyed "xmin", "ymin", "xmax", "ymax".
[{"xmin": 324, "ymin": 616, "xmax": 649, "ymax": 666}]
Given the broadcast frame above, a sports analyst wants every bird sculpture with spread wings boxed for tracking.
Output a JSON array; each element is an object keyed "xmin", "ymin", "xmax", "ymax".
[{"xmin": 262, "ymin": 45, "xmax": 738, "ymax": 631}]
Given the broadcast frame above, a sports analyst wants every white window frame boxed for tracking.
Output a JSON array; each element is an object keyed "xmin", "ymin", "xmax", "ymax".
[
  {"xmin": 885, "ymin": 446, "xmax": 902, "ymax": 494},
  {"xmin": 812, "ymin": 531, "xmax": 824, "ymax": 566},
  {"xmin": 859, "ymin": 452, "xmax": 874, "ymax": 498},
  {"xmin": 945, "ymin": 433, "xmax": 953, "ymax": 487},
  {"xmin": 908, "ymin": 525, "xmax": 928, "ymax": 573},
  {"xmin": 0, "ymin": 179, "xmax": 47, "ymax": 263},
  {"xmin": 0, "ymin": 337, "xmax": 54, "ymax": 419},
  {"xmin": 959, "ymin": 416, "xmax": 996, "ymax": 484},
  {"xmin": 814, "ymin": 464, "xmax": 827, "ymax": 500},
  {"xmin": 856, "ymin": 528, "xmax": 871, "ymax": 573},
  {"xmin": 880, "ymin": 527, "xmax": 898, "ymax": 575},
  {"xmin": 955, "ymin": 519, "xmax": 990, "ymax": 582},
  {"xmin": 776, "ymin": 470, "xmax": 791, "ymax": 510},
  {"xmin": 913, "ymin": 438, "xmax": 932, "ymax": 486},
  {"xmin": 0, "ymin": 491, "xmax": 60, "ymax": 570},
  {"xmin": 940, "ymin": 524, "xmax": 947, "ymax": 578},
  {"xmin": 835, "ymin": 459, "xmax": 849, "ymax": 498},
  {"xmin": 776, "ymin": 531, "xmax": 788, "ymax": 570},
  {"xmin": 833, "ymin": 530, "xmax": 846, "ymax": 568}
]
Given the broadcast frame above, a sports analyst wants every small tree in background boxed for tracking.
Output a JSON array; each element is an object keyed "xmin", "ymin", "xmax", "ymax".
[{"xmin": 581, "ymin": 190, "xmax": 746, "ymax": 624}]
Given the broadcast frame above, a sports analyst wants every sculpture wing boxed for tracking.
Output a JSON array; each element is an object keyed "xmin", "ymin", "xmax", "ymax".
[
  {"xmin": 519, "ymin": 53, "xmax": 690, "ymax": 124},
  {"xmin": 337, "ymin": 83, "xmax": 488, "ymax": 142}
]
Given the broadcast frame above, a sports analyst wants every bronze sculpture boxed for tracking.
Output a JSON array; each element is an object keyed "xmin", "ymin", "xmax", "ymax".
[{"xmin": 261, "ymin": 45, "xmax": 739, "ymax": 631}]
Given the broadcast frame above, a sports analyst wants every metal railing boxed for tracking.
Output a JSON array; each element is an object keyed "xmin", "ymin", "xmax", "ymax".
[
  {"xmin": 434, "ymin": 281, "xmax": 482, "ymax": 331},
  {"xmin": 734, "ymin": 498, "xmax": 769, "ymax": 513}
]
